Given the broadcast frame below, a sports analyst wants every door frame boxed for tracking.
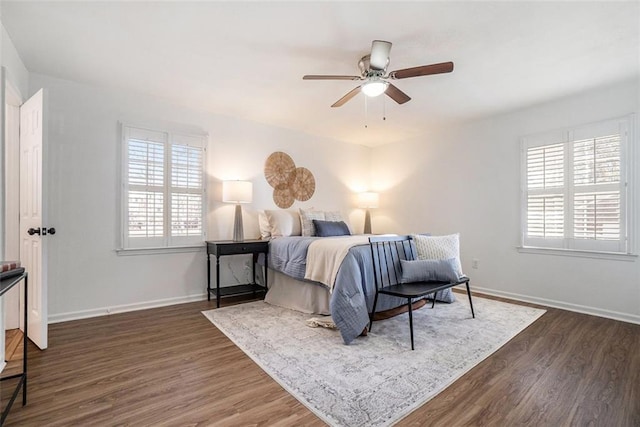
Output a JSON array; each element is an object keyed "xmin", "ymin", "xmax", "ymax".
[{"xmin": 4, "ymin": 74, "xmax": 24, "ymax": 330}]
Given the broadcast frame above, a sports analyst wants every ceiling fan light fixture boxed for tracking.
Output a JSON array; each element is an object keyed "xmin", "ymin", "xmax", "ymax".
[{"xmin": 361, "ymin": 80, "xmax": 388, "ymax": 97}]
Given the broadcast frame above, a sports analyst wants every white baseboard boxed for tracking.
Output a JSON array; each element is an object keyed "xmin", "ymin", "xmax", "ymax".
[
  {"xmin": 48, "ymin": 293, "xmax": 208, "ymax": 324},
  {"xmin": 467, "ymin": 285, "xmax": 640, "ymax": 325}
]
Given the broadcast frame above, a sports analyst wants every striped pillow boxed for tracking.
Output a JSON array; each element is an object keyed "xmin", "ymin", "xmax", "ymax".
[{"xmin": 299, "ymin": 208, "xmax": 325, "ymax": 236}]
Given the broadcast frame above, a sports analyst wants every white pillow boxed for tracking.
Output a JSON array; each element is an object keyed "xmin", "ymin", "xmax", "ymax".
[
  {"xmin": 299, "ymin": 208, "xmax": 325, "ymax": 237},
  {"xmin": 411, "ymin": 233, "xmax": 464, "ymax": 278},
  {"xmin": 258, "ymin": 211, "xmax": 271, "ymax": 240},
  {"xmin": 265, "ymin": 210, "xmax": 301, "ymax": 237}
]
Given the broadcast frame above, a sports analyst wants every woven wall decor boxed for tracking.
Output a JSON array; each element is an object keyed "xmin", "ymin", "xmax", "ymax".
[
  {"xmin": 273, "ymin": 183, "xmax": 295, "ymax": 209},
  {"xmin": 290, "ymin": 167, "xmax": 315, "ymax": 202},
  {"xmin": 264, "ymin": 151, "xmax": 316, "ymax": 208},
  {"xmin": 264, "ymin": 152, "xmax": 296, "ymax": 188}
]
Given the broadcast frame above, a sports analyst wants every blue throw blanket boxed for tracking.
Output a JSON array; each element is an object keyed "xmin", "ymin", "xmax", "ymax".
[{"xmin": 268, "ymin": 237, "xmax": 455, "ymax": 344}]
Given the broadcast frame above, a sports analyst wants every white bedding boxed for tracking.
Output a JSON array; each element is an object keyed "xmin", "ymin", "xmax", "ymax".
[{"xmin": 303, "ymin": 235, "xmax": 370, "ymax": 290}]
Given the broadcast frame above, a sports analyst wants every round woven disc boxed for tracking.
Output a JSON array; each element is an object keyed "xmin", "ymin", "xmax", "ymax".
[
  {"xmin": 264, "ymin": 152, "xmax": 296, "ymax": 188},
  {"xmin": 273, "ymin": 183, "xmax": 294, "ymax": 209},
  {"xmin": 290, "ymin": 167, "xmax": 315, "ymax": 201}
]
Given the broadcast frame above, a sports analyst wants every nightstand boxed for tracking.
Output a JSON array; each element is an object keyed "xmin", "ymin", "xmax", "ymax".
[{"xmin": 206, "ymin": 240, "xmax": 269, "ymax": 308}]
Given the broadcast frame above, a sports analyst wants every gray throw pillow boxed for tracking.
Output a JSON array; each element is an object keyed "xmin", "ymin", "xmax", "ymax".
[
  {"xmin": 312, "ymin": 219, "xmax": 351, "ymax": 237},
  {"xmin": 400, "ymin": 258, "xmax": 459, "ymax": 284}
]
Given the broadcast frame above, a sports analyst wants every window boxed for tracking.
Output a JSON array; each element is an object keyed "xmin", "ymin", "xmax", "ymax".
[
  {"xmin": 521, "ymin": 116, "xmax": 632, "ymax": 254},
  {"xmin": 121, "ymin": 125, "xmax": 207, "ymax": 249}
]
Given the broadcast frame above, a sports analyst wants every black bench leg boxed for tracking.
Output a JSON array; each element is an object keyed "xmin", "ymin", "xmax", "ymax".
[
  {"xmin": 431, "ymin": 291, "xmax": 437, "ymax": 308},
  {"xmin": 466, "ymin": 281, "xmax": 475, "ymax": 318},
  {"xmin": 369, "ymin": 291, "xmax": 379, "ymax": 332},
  {"xmin": 408, "ymin": 298, "xmax": 414, "ymax": 350}
]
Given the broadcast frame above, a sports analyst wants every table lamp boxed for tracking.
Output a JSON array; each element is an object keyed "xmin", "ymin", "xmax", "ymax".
[
  {"xmin": 358, "ymin": 192, "xmax": 379, "ymax": 234},
  {"xmin": 222, "ymin": 180, "xmax": 253, "ymax": 241}
]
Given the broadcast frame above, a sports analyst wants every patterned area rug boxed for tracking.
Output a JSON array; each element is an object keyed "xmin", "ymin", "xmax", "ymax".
[{"xmin": 202, "ymin": 297, "xmax": 545, "ymax": 426}]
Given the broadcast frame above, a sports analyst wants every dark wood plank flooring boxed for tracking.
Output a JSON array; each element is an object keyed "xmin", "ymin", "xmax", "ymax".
[{"xmin": 1, "ymin": 293, "xmax": 638, "ymax": 426}]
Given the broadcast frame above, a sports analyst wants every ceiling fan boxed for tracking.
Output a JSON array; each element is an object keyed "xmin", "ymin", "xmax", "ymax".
[{"xmin": 303, "ymin": 40, "xmax": 454, "ymax": 107}]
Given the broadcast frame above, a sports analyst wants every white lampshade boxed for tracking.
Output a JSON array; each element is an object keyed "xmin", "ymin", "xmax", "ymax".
[
  {"xmin": 358, "ymin": 192, "xmax": 379, "ymax": 209},
  {"xmin": 361, "ymin": 80, "xmax": 388, "ymax": 97},
  {"xmin": 222, "ymin": 180, "xmax": 253, "ymax": 204}
]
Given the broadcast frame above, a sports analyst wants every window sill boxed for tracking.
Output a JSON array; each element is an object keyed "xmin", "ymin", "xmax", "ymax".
[
  {"xmin": 517, "ymin": 246, "xmax": 637, "ymax": 262},
  {"xmin": 116, "ymin": 244, "xmax": 205, "ymax": 256}
]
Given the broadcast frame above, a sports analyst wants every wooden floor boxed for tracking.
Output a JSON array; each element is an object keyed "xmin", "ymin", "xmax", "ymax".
[{"xmin": 1, "ymin": 294, "xmax": 639, "ymax": 426}]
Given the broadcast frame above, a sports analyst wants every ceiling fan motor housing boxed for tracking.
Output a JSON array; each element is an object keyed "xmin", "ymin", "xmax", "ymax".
[{"xmin": 358, "ymin": 55, "xmax": 389, "ymax": 77}]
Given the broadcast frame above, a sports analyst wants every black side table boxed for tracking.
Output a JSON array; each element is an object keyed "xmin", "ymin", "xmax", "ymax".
[
  {"xmin": 0, "ymin": 271, "xmax": 28, "ymax": 425},
  {"xmin": 206, "ymin": 240, "xmax": 269, "ymax": 308}
]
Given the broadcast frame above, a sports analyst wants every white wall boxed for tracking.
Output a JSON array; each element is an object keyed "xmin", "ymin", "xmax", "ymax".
[
  {"xmin": 372, "ymin": 78, "xmax": 640, "ymax": 323},
  {"xmin": 1, "ymin": 17, "xmax": 28, "ymax": 332},
  {"xmin": 0, "ymin": 22, "xmax": 28, "ymax": 101},
  {"xmin": 29, "ymin": 73, "xmax": 371, "ymax": 322}
]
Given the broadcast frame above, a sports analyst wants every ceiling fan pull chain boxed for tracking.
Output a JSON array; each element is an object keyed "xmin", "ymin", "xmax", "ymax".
[
  {"xmin": 383, "ymin": 94, "xmax": 386, "ymax": 121},
  {"xmin": 364, "ymin": 95, "xmax": 368, "ymax": 128}
]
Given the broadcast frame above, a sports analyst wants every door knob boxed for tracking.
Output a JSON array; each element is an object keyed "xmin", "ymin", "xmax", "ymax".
[
  {"xmin": 27, "ymin": 227, "xmax": 41, "ymax": 235},
  {"xmin": 42, "ymin": 227, "xmax": 56, "ymax": 236}
]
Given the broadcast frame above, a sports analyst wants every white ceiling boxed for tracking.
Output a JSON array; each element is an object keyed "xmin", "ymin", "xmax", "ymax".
[{"xmin": 2, "ymin": 1, "xmax": 639, "ymax": 147}]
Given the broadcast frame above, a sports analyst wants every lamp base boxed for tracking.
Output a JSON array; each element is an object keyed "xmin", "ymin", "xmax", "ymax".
[
  {"xmin": 364, "ymin": 209, "xmax": 372, "ymax": 234},
  {"xmin": 233, "ymin": 204, "xmax": 244, "ymax": 242}
]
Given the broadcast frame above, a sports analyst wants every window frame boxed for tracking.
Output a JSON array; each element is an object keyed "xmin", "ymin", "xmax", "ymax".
[
  {"xmin": 519, "ymin": 115, "xmax": 635, "ymax": 256},
  {"xmin": 119, "ymin": 123, "xmax": 208, "ymax": 252}
]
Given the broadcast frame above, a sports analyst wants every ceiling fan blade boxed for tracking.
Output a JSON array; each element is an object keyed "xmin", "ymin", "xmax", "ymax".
[
  {"xmin": 389, "ymin": 61, "xmax": 454, "ymax": 79},
  {"xmin": 369, "ymin": 40, "xmax": 392, "ymax": 70},
  {"xmin": 331, "ymin": 86, "xmax": 362, "ymax": 107},
  {"xmin": 385, "ymin": 83, "xmax": 411, "ymax": 104},
  {"xmin": 303, "ymin": 75, "xmax": 361, "ymax": 80}
]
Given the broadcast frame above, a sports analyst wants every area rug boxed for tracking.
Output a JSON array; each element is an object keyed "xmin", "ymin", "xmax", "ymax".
[{"xmin": 202, "ymin": 297, "xmax": 545, "ymax": 426}]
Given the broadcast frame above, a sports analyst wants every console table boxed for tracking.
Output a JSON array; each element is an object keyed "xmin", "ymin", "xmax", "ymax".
[
  {"xmin": 0, "ymin": 271, "xmax": 28, "ymax": 424},
  {"xmin": 206, "ymin": 240, "xmax": 269, "ymax": 308}
]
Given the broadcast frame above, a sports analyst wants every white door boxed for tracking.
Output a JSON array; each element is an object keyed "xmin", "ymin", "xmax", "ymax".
[{"xmin": 19, "ymin": 89, "xmax": 48, "ymax": 350}]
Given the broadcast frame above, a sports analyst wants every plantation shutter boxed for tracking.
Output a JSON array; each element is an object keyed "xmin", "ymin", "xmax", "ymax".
[
  {"xmin": 573, "ymin": 135, "xmax": 621, "ymax": 241},
  {"xmin": 122, "ymin": 125, "xmax": 206, "ymax": 249},
  {"xmin": 124, "ymin": 128, "xmax": 168, "ymax": 248},
  {"xmin": 526, "ymin": 143, "xmax": 564, "ymax": 240},
  {"xmin": 169, "ymin": 134, "xmax": 205, "ymax": 246},
  {"xmin": 569, "ymin": 120, "xmax": 626, "ymax": 252},
  {"xmin": 521, "ymin": 116, "xmax": 629, "ymax": 254}
]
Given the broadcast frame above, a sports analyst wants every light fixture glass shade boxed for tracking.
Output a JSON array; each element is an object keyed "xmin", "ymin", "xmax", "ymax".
[
  {"xmin": 222, "ymin": 180, "xmax": 253, "ymax": 204},
  {"xmin": 358, "ymin": 192, "xmax": 379, "ymax": 209},
  {"xmin": 361, "ymin": 81, "xmax": 388, "ymax": 97}
]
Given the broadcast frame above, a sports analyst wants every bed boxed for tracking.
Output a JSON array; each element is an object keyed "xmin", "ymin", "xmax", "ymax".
[{"xmin": 263, "ymin": 235, "xmax": 455, "ymax": 344}]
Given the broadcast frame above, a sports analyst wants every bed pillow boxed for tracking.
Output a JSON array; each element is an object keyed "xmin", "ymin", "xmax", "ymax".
[
  {"xmin": 324, "ymin": 210, "xmax": 353, "ymax": 234},
  {"xmin": 312, "ymin": 220, "xmax": 351, "ymax": 237},
  {"xmin": 300, "ymin": 208, "xmax": 351, "ymax": 236},
  {"xmin": 411, "ymin": 233, "xmax": 464, "ymax": 278},
  {"xmin": 324, "ymin": 211, "xmax": 344, "ymax": 222},
  {"xmin": 264, "ymin": 210, "xmax": 301, "ymax": 237},
  {"xmin": 400, "ymin": 258, "xmax": 459, "ymax": 284},
  {"xmin": 258, "ymin": 211, "xmax": 271, "ymax": 239},
  {"xmin": 299, "ymin": 208, "xmax": 325, "ymax": 236}
]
